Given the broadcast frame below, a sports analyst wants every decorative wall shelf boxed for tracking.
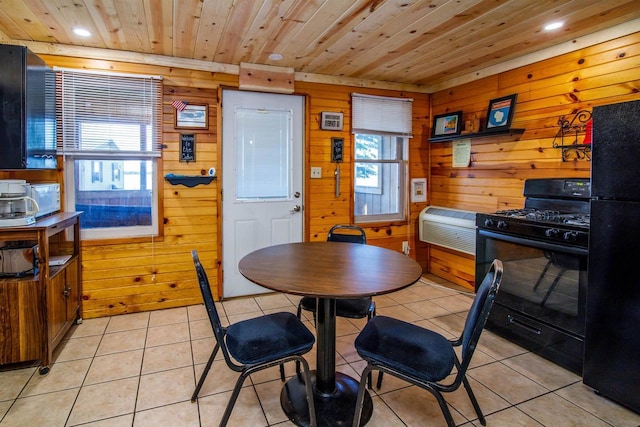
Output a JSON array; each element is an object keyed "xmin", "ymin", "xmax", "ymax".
[
  {"xmin": 552, "ymin": 110, "xmax": 592, "ymax": 162},
  {"xmin": 429, "ymin": 128, "xmax": 525, "ymax": 143},
  {"xmin": 164, "ymin": 174, "xmax": 215, "ymax": 187}
]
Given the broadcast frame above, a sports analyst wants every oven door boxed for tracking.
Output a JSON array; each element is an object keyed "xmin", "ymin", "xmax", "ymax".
[{"xmin": 476, "ymin": 229, "xmax": 588, "ymax": 373}]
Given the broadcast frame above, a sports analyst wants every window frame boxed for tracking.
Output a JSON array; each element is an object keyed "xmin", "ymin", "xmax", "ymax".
[
  {"xmin": 353, "ymin": 133, "xmax": 408, "ymax": 223},
  {"xmin": 57, "ymin": 69, "xmax": 163, "ymax": 241},
  {"xmin": 351, "ymin": 93, "xmax": 412, "ymax": 224}
]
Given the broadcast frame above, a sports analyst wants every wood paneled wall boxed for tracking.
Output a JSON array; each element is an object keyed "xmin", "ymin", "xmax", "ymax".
[
  {"xmin": 296, "ymin": 82, "xmax": 430, "ymax": 260},
  {"xmin": 0, "ymin": 56, "xmax": 429, "ymax": 318},
  {"xmin": 3, "ymin": 31, "xmax": 638, "ymax": 315},
  {"xmin": 427, "ymin": 31, "xmax": 640, "ymax": 288}
]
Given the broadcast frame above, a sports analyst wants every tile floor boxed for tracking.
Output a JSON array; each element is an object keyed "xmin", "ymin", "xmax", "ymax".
[{"xmin": 1, "ymin": 274, "xmax": 639, "ymax": 427}]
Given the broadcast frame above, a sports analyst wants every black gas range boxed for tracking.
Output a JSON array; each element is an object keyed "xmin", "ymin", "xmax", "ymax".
[
  {"xmin": 478, "ymin": 178, "xmax": 590, "ymax": 248},
  {"xmin": 475, "ymin": 178, "xmax": 590, "ymax": 374}
]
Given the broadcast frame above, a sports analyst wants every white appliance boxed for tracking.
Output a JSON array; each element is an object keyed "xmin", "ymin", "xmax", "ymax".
[
  {"xmin": 0, "ymin": 181, "xmax": 60, "ymax": 227},
  {"xmin": 28, "ymin": 183, "xmax": 61, "ymax": 218}
]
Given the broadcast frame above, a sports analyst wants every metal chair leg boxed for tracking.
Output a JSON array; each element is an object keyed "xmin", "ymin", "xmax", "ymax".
[
  {"xmin": 352, "ymin": 365, "xmax": 374, "ymax": 427},
  {"xmin": 220, "ymin": 371, "xmax": 251, "ymax": 426},
  {"xmin": 425, "ymin": 385, "xmax": 456, "ymax": 427},
  {"xmin": 191, "ymin": 343, "xmax": 220, "ymax": 402},
  {"xmin": 297, "ymin": 356, "xmax": 318, "ymax": 427},
  {"xmin": 463, "ymin": 375, "xmax": 486, "ymax": 425}
]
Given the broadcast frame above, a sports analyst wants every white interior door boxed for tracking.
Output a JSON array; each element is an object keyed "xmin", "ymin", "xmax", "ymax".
[{"xmin": 222, "ymin": 90, "xmax": 304, "ymax": 298}]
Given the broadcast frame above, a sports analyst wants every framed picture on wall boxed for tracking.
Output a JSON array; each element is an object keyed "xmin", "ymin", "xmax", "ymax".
[
  {"xmin": 175, "ymin": 103, "xmax": 208, "ymax": 129},
  {"xmin": 485, "ymin": 94, "xmax": 517, "ymax": 130},
  {"xmin": 431, "ymin": 111, "xmax": 463, "ymax": 138}
]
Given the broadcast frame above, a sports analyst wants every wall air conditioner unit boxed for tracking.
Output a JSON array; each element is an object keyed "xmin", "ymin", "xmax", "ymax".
[{"xmin": 419, "ymin": 206, "xmax": 477, "ymax": 255}]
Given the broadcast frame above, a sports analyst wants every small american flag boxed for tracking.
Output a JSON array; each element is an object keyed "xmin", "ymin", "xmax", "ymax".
[{"xmin": 172, "ymin": 100, "xmax": 188, "ymax": 111}]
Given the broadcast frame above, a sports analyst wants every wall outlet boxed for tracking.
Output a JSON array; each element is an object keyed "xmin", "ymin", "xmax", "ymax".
[
  {"xmin": 311, "ymin": 167, "xmax": 322, "ymax": 178},
  {"xmin": 402, "ymin": 241, "xmax": 410, "ymax": 255}
]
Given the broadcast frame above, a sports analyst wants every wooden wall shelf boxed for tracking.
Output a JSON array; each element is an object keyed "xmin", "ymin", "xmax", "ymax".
[{"xmin": 429, "ymin": 128, "xmax": 525, "ymax": 143}]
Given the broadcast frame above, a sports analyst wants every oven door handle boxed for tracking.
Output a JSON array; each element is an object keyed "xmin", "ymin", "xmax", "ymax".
[{"xmin": 478, "ymin": 229, "xmax": 589, "ymax": 256}]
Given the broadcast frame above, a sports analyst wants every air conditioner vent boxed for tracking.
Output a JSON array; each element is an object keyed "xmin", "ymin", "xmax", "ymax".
[{"xmin": 419, "ymin": 206, "xmax": 476, "ymax": 255}]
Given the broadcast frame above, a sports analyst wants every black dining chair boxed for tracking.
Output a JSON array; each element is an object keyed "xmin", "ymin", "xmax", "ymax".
[
  {"xmin": 352, "ymin": 259, "xmax": 503, "ymax": 427},
  {"xmin": 190, "ymin": 250, "xmax": 317, "ymax": 427},
  {"xmin": 295, "ymin": 225, "xmax": 378, "ymax": 387},
  {"xmin": 296, "ymin": 225, "xmax": 376, "ymax": 323}
]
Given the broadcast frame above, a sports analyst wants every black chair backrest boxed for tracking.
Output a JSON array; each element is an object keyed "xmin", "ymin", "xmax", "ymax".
[
  {"xmin": 458, "ymin": 259, "xmax": 503, "ymax": 373},
  {"xmin": 192, "ymin": 250, "xmax": 227, "ymax": 349},
  {"xmin": 327, "ymin": 224, "xmax": 367, "ymax": 244}
]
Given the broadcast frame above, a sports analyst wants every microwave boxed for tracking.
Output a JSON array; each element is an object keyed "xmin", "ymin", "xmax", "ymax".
[
  {"xmin": 28, "ymin": 183, "xmax": 60, "ymax": 218},
  {"xmin": 0, "ymin": 245, "xmax": 39, "ymax": 277}
]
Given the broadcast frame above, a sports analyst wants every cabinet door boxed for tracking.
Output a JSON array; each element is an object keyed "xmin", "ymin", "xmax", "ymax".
[
  {"xmin": 47, "ymin": 272, "xmax": 67, "ymax": 345},
  {"xmin": 65, "ymin": 259, "xmax": 80, "ymax": 321},
  {"xmin": 0, "ymin": 279, "xmax": 44, "ymax": 364}
]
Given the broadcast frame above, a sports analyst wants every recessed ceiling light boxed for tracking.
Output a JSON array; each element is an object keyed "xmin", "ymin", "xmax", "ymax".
[
  {"xmin": 73, "ymin": 28, "xmax": 92, "ymax": 37},
  {"xmin": 268, "ymin": 53, "xmax": 283, "ymax": 61},
  {"xmin": 544, "ymin": 21, "xmax": 564, "ymax": 31}
]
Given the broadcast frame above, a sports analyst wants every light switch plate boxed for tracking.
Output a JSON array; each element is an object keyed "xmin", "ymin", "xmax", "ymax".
[{"xmin": 311, "ymin": 167, "xmax": 322, "ymax": 178}]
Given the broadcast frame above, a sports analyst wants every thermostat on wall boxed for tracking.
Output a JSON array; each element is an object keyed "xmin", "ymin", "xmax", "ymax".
[{"xmin": 320, "ymin": 111, "xmax": 343, "ymax": 130}]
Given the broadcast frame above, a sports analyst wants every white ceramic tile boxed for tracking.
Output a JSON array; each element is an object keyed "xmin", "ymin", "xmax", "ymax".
[
  {"xmin": 518, "ymin": 393, "xmax": 611, "ymax": 427},
  {"xmin": 67, "ymin": 377, "xmax": 139, "ymax": 425},
  {"xmin": 84, "ymin": 349, "xmax": 144, "ymax": 385},
  {"xmin": 105, "ymin": 311, "xmax": 149, "ymax": 333},
  {"xmin": 0, "ymin": 367, "xmax": 36, "ymax": 401},
  {"xmin": 20, "ymin": 358, "xmax": 91, "ymax": 397},
  {"xmin": 2, "ymin": 279, "xmax": 631, "ymax": 427},
  {"xmin": 148, "ymin": 306, "xmax": 188, "ymax": 327},
  {"xmin": 96, "ymin": 328, "xmax": 147, "ymax": 356},
  {"xmin": 555, "ymin": 382, "xmax": 640, "ymax": 427},
  {"xmin": 1, "ymin": 388, "xmax": 78, "ymax": 426},
  {"xmin": 136, "ymin": 366, "xmax": 195, "ymax": 411}
]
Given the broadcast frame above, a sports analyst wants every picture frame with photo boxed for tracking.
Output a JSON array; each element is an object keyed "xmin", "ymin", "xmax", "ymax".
[
  {"xmin": 175, "ymin": 103, "xmax": 209, "ymax": 129},
  {"xmin": 431, "ymin": 111, "xmax": 463, "ymax": 138},
  {"xmin": 485, "ymin": 94, "xmax": 517, "ymax": 131}
]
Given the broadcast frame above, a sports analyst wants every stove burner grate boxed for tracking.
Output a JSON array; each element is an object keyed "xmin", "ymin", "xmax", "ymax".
[{"xmin": 494, "ymin": 208, "xmax": 590, "ymax": 227}]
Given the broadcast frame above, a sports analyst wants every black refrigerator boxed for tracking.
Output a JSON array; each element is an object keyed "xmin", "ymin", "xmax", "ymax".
[{"xmin": 584, "ymin": 99, "xmax": 640, "ymax": 413}]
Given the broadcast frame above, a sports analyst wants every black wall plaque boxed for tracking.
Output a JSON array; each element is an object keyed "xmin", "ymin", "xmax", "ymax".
[
  {"xmin": 331, "ymin": 137, "xmax": 344, "ymax": 162},
  {"xmin": 180, "ymin": 134, "xmax": 195, "ymax": 162}
]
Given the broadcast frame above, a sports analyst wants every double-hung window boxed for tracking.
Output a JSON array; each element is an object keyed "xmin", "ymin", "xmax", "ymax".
[
  {"xmin": 352, "ymin": 93, "xmax": 412, "ymax": 223},
  {"xmin": 58, "ymin": 70, "xmax": 162, "ymax": 240}
]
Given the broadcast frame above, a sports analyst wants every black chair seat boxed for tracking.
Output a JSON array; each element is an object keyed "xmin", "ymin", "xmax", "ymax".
[
  {"xmin": 227, "ymin": 312, "xmax": 315, "ymax": 365},
  {"xmin": 299, "ymin": 296, "xmax": 374, "ymax": 319},
  {"xmin": 355, "ymin": 315, "xmax": 455, "ymax": 382}
]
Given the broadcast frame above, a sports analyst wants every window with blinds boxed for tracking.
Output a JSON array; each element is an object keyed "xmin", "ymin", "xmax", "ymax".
[
  {"xmin": 351, "ymin": 93, "xmax": 412, "ymax": 223},
  {"xmin": 57, "ymin": 69, "xmax": 163, "ymax": 240}
]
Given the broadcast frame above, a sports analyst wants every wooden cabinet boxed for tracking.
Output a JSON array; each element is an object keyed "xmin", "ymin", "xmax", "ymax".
[{"xmin": 0, "ymin": 212, "xmax": 82, "ymax": 374}]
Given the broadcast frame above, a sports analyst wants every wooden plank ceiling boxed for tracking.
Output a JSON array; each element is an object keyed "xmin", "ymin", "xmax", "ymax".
[{"xmin": 0, "ymin": 0, "xmax": 639, "ymax": 91}]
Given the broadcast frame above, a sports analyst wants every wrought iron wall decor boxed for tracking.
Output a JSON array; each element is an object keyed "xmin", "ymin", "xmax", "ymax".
[{"xmin": 552, "ymin": 110, "xmax": 592, "ymax": 161}]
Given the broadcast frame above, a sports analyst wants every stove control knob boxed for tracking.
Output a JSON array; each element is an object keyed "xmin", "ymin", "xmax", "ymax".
[
  {"xmin": 497, "ymin": 220, "xmax": 508, "ymax": 230},
  {"xmin": 545, "ymin": 228, "xmax": 561, "ymax": 238},
  {"xmin": 484, "ymin": 219, "xmax": 496, "ymax": 228},
  {"xmin": 563, "ymin": 231, "xmax": 578, "ymax": 242}
]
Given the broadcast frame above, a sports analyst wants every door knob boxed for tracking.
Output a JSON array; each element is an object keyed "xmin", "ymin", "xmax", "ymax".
[{"xmin": 291, "ymin": 204, "xmax": 301, "ymax": 212}]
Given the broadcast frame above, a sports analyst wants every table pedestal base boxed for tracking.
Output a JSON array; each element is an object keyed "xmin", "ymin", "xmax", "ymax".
[{"xmin": 281, "ymin": 371, "xmax": 373, "ymax": 427}]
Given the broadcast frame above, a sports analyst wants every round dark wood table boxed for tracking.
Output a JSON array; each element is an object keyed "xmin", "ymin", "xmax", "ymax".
[{"xmin": 238, "ymin": 241, "xmax": 423, "ymax": 427}]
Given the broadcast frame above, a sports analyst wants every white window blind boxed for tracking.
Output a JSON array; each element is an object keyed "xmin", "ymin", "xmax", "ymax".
[
  {"xmin": 57, "ymin": 70, "xmax": 163, "ymax": 157},
  {"xmin": 351, "ymin": 93, "xmax": 413, "ymax": 137}
]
